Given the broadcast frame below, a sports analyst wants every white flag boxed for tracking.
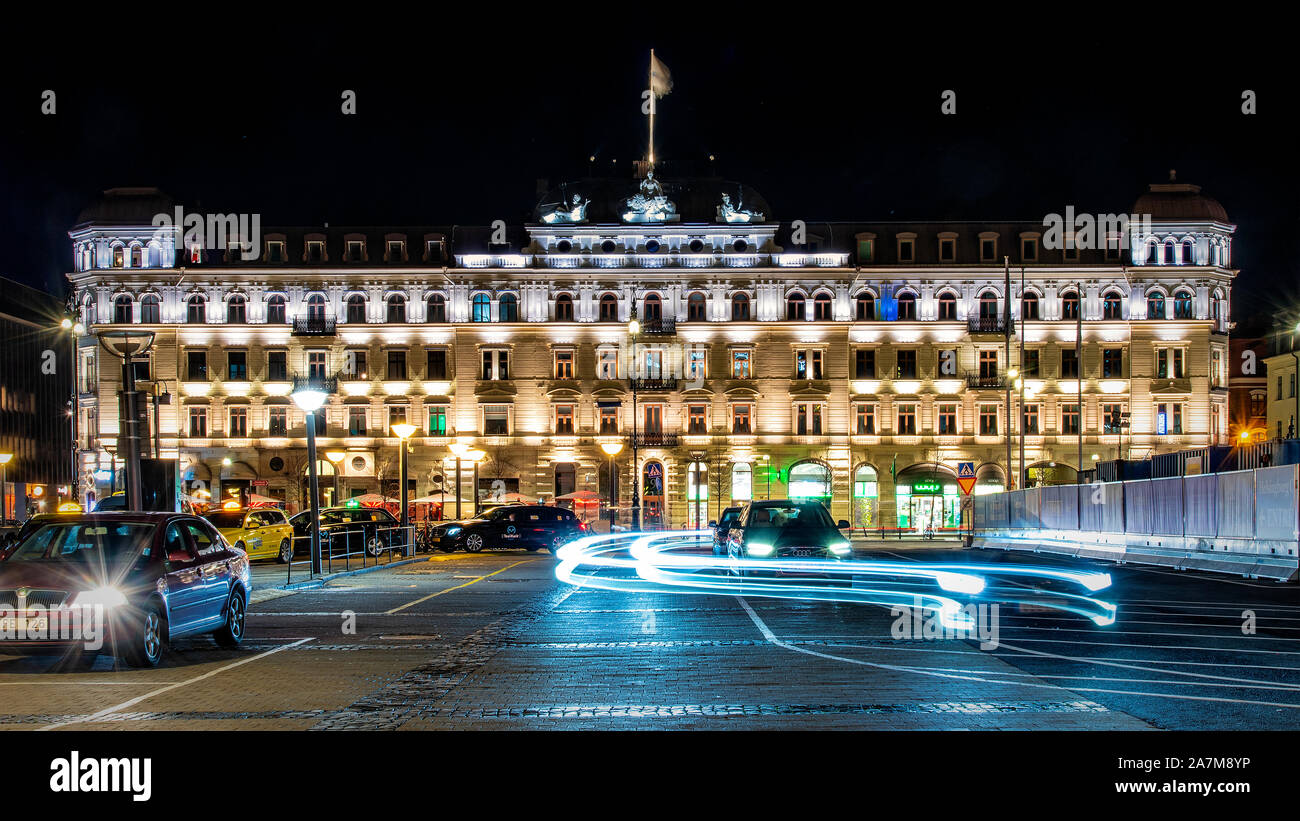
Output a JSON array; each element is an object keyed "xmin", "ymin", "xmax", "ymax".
[{"xmin": 650, "ymin": 51, "xmax": 673, "ymax": 98}]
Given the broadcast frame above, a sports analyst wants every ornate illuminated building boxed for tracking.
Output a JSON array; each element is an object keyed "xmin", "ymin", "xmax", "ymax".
[{"xmin": 67, "ymin": 175, "xmax": 1235, "ymax": 529}]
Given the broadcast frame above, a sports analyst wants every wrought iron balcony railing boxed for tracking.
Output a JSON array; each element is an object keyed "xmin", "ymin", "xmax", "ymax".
[
  {"xmin": 967, "ymin": 316, "xmax": 1008, "ymax": 334},
  {"xmin": 292, "ymin": 316, "xmax": 337, "ymax": 335},
  {"xmin": 965, "ymin": 372, "xmax": 1007, "ymax": 389},
  {"xmin": 630, "ymin": 377, "xmax": 678, "ymax": 391},
  {"xmin": 291, "ymin": 373, "xmax": 338, "ymax": 394},
  {"xmin": 636, "ymin": 317, "xmax": 676, "ymax": 335},
  {"xmin": 629, "ymin": 432, "xmax": 679, "ymax": 448}
]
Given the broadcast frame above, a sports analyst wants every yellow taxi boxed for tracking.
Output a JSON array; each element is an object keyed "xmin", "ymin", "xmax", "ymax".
[{"xmin": 202, "ymin": 505, "xmax": 296, "ymax": 562}]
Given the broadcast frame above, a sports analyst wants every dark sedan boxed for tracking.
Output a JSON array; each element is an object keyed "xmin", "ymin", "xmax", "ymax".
[
  {"xmin": 289, "ymin": 506, "xmax": 409, "ymax": 558},
  {"xmin": 427, "ymin": 505, "xmax": 585, "ymax": 554},
  {"xmin": 0, "ymin": 513, "xmax": 250, "ymax": 667},
  {"xmin": 724, "ymin": 500, "xmax": 853, "ymax": 573}
]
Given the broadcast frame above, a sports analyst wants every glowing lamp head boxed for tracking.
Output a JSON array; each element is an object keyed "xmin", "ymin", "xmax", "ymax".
[
  {"xmin": 391, "ymin": 422, "xmax": 417, "ymax": 440},
  {"xmin": 0, "ymin": 453, "xmax": 12, "ymax": 466},
  {"xmin": 326, "ymin": 450, "xmax": 347, "ymax": 463},
  {"xmin": 627, "ymin": 318, "xmax": 640, "ymax": 335},
  {"xmin": 73, "ymin": 322, "xmax": 86, "ymax": 335},
  {"xmin": 291, "ymin": 388, "xmax": 328, "ymax": 412},
  {"xmin": 60, "ymin": 318, "xmax": 72, "ymax": 330},
  {"xmin": 600, "ymin": 441, "xmax": 625, "ymax": 457}
]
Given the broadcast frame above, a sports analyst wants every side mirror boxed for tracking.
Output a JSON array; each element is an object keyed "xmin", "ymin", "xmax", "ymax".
[
  {"xmin": 246, "ymin": 521, "xmax": 260, "ymax": 529},
  {"xmin": 837, "ymin": 520, "xmax": 851, "ymax": 530},
  {"xmin": 708, "ymin": 520, "xmax": 717, "ymax": 528}
]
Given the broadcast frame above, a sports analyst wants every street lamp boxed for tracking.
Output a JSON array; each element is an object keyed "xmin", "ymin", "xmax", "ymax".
[
  {"xmin": 449, "ymin": 442, "xmax": 470, "ymax": 520},
  {"xmin": 391, "ymin": 423, "xmax": 416, "ymax": 552},
  {"xmin": 292, "ymin": 382, "xmax": 328, "ymax": 575},
  {"xmin": 0, "ymin": 453, "xmax": 11, "ymax": 521},
  {"xmin": 600, "ymin": 440, "xmax": 624, "ymax": 528},
  {"xmin": 326, "ymin": 450, "xmax": 346, "ymax": 507},
  {"xmin": 98, "ymin": 330, "xmax": 156, "ymax": 511},
  {"xmin": 463, "ymin": 448, "xmax": 486, "ymax": 515},
  {"xmin": 627, "ymin": 306, "xmax": 641, "ymax": 531}
]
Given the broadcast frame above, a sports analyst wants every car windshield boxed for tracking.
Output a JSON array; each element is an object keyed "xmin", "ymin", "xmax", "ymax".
[
  {"xmin": 203, "ymin": 511, "xmax": 247, "ymax": 528},
  {"xmin": 7, "ymin": 522, "xmax": 156, "ymax": 564},
  {"xmin": 747, "ymin": 504, "xmax": 834, "ymax": 530}
]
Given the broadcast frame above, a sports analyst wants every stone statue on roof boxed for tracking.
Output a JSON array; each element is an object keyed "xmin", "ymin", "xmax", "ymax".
[
  {"xmin": 717, "ymin": 192, "xmax": 764, "ymax": 223},
  {"xmin": 623, "ymin": 168, "xmax": 678, "ymax": 223}
]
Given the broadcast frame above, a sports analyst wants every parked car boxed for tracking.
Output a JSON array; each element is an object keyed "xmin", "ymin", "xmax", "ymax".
[
  {"xmin": 725, "ymin": 500, "xmax": 853, "ymax": 575},
  {"xmin": 92, "ymin": 492, "xmax": 127, "ymax": 512},
  {"xmin": 203, "ymin": 507, "xmax": 295, "ymax": 563},
  {"xmin": 289, "ymin": 506, "xmax": 408, "ymax": 557},
  {"xmin": 0, "ymin": 513, "xmax": 250, "ymax": 667},
  {"xmin": 711, "ymin": 507, "xmax": 744, "ymax": 555},
  {"xmin": 427, "ymin": 505, "xmax": 585, "ymax": 554}
]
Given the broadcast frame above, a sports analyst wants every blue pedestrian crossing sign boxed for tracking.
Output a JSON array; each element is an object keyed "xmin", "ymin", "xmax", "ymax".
[{"xmin": 956, "ymin": 462, "xmax": 976, "ymax": 495}]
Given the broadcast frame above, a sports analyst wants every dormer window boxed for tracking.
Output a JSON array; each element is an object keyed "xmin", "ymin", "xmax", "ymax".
[
  {"xmin": 266, "ymin": 241, "xmax": 285, "ymax": 263},
  {"xmin": 112, "ymin": 247, "xmax": 125, "ymax": 268},
  {"xmin": 980, "ymin": 236, "xmax": 998, "ymax": 262},
  {"xmin": 1021, "ymin": 237, "xmax": 1038, "ymax": 261},
  {"xmin": 346, "ymin": 240, "xmax": 365, "ymax": 262},
  {"xmin": 897, "ymin": 237, "xmax": 915, "ymax": 262},
  {"xmin": 938, "ymin": 236, "xmax": 956, "ymax": 262},
  {"xmin": 306, "ymin": 241, "xmax": 324, "ymax": 263},
  {"xmin": 387, "ymin": 240, "xmax": 405, "ymax": 262},
  {"xmin": 426, "ymin": 240, "xmax": 443, "ymax": 262},
  {"xmin": 130, "ymin": 246, "xmax": 143, "ymax": 267}
]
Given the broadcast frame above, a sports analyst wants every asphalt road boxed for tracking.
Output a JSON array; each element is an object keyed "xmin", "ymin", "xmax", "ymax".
[{"xmin": 1, "ymin": 541, "xmax": 1297, "ymax": 730}]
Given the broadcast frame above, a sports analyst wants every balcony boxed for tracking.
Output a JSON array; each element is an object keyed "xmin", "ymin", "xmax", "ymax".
[
  {"xmin": 630, "ymin": 378, "xmax": 678, "ymax": 391},
  {"xmin": 292, "ymin": 316, "xmax": 336, "ymax": 336},
  {"xmin": 629, "ymin": 432, "xmax": 679, "ymax": 448},
  {"xmin": 291, "ymin": 373, "xmax": 338, "ymax": 394},
  {"xmin": 965, "ymin": 371, "xmax": 1007, "ymax": 389},
  {"xmin": 967, "ymin": 316, "xmax": 1008, "ymax": 334},
  {"xmin": 636, "ymin": 317, "xmax": 676, "ymax": 335}
]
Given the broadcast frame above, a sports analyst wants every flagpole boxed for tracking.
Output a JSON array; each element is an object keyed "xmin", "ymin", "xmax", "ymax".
[{"xmin": 648, "ymin": 49, "xmax": 655, "ymax": 165}]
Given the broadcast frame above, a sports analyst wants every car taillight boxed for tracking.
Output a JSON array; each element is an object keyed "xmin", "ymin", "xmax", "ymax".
[{"xmin": 578, "ymin": 521, "xmax": 589, "ymax": 531}]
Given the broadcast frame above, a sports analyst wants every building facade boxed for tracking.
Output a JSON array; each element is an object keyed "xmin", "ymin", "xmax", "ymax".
[{"xmin": 67, "ymin": 177, "xmax": 1236, "ymax": 529}]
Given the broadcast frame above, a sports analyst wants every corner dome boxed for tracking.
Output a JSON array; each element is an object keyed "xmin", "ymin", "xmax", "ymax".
[
  {"xmin": 74, "ymin": 187, "xmax": 175, "ymax": 226},
  {"xmin": 1132, "ymin": 174, "xmax": 1229, "ymax": 223}
]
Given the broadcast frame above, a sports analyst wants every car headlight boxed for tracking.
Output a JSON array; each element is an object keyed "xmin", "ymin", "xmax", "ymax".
[
  {"xmin": 71, "ymin": 586, "xmax": 128, "ymax": 608},
  {"xmin": 829, "ymin": 541, "xmax": 852, "ymax": 556},
  {"xmin": 746, "ymin": 542, "xmax": 775, "ymax": 557}
]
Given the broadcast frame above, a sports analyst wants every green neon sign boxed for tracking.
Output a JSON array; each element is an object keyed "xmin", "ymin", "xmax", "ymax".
[{"xmin": 911, "ymin": 479, "xmax": 943, "ymax": 495}]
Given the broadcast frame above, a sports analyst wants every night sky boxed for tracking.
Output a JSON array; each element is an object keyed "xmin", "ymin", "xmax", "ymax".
[{"xmin": 3, "ymin": 19, "xmax": 1296, "ymax": 334}]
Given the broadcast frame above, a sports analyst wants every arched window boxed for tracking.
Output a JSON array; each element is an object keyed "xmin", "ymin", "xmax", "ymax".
[
  {"xmin": 731, "ymin": 463, "xmax": 752, "ymax": 503},
  {"xmin": 1182, "ymin": 240, "xmax": 1197, "ymax": 265},
  {"xmin": 1173, "ymin": 289, "xmax": 1195, "ymax": 319},
  {"xmin": 642, "ymin": 293, "xmax": 662, "ymax": 322},
  {"xmin": 426, "ymin": 294, "xmax": 446, "ymax": 323},
  {"xmin": 113, "ymin": 295, "xmax": 133, "ymax": 324},
  {"xmin": 266, "ymin": 295, "xmax": 287, "ymax": 324},
  {"xmin": 855, "ymin": 293, "xmax": 875, "ymax": 320},
  {"xmin": 555, "ymin": 293, "xmax": 574, "ymax": 321},
  {"xmin": 186, "ymin": 295, "xmax": 206, "ymax": 324},
  {"xmin": 130, "ymin": 245, "xmax": 143, "ymax": 267},
  {"xmin": 1021, "ymin": 293, "xmax": 1039, "ymax": 320},
  {"xmin": 813, "ymin": 292, "xmax": 833, "ymax": 321},
  {"xmin": 1146, "ymin": 240, "xmax": 1158, "ymax": 265},
  {"xmin": 785, "ymin": 293, "xmax": 806, "ymax": 320},
  {"xmin": 978, "ymin": 292, "xmax": 999, "ymax": 319},
  {"xmin": 226, "ymin": 295, "xmax": 246, "ymax": 324},
  {"xmin": 1147, "ymin": 292, "xmax": 1166, "ymax": 319},
  {"xmin": 306, "ymin": 294, "xmax": 327, "ymax": 322},
  {"xmin": 1102, "ymin": 291, "xmax": 1123, "ymax": 320},
  {"xmin": 599, "ymin": 293, "xmax": 619, "ymax": 322},
  {"xmin": 731, "ymin": 292, "xmax": 751, "ymax": 321},
  {"xmin": 687, "ymin": 292, "xmax": 707, "ymax": 321},
  {"xmin": 897, "ymin": 292, "xmax": 917, "ymax": 320},
  {"xmin": 146, "ymin": 244, "xmax": 160, "ymax": 268},
  {"xmin": 140, "ymin": 294, "xmax": 160, "ymax": 323},
  {"xmin": 499, "ymin": 293, "xmax": 519, "ymax": 322},
  {"xmin": 472, "ymin": 293, "xmax": 491, "ymax": 322},
  {"xmin": 386, "ymin": 294, "xmax": 406, "ymax": 323},
  {"xmin": 852, "ymin": 465, "xmax": 879, "ymax": 528},
  {"xmin": 1061, "ymin": 290, "xmax": 1080, "ymax": 320},
  {"xmin": 937, "ymin": 292, "xmax": 957, "ymax": 320},
  {"xmin": 1163, "ymin": 241, "xmax": 1176, "ymax": 265},
  {"xmin": 346, "ymin": 294, "xmax": 366, "ymax": 323},
  {"xmin": 788, "ymin": 461, "xmax": 832, "ymax": 500}
]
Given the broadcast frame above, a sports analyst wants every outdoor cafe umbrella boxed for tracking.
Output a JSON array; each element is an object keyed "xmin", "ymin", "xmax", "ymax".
[{"xmin": 554, "ymin": 490, "xmax": 603, "ymax": 504}]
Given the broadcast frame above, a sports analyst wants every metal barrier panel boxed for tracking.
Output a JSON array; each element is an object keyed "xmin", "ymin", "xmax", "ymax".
[
  {"xmin": 1183, "ymin": 473, "xmax": 1217, "ymax": 537},
  {"xmin": 1025, "ymin": 487, "xmax": 1041, "ymax": 528},
  {"xmin": 1125, "ymin": 479, "xmax": 1153, "ymax": 534},
  {"xmin": 1008, "ymin": 489, "xmax": 1028, "ymax": 528},
  {"xmin": 984, "ymin": 491, "xmax": 1009, "ymax": 529},
  {"xmin": 1255, "ymin": 464, "xmax": 1300, "ymax": 541},
  {"xmin": 1039, "ymin": 485, "xmax": 1077, "ymax": 530},
  {"xmin": 1215, "ymin": 470, "xmax": 1256, "ymax": 539},
  {"xmin": 1149, "ymin": 476, "xmax": 1185, "ymax": 536},
  {"xmin": 1079, "ymin": 483, "xmax": 1102, "ymax": 532}
]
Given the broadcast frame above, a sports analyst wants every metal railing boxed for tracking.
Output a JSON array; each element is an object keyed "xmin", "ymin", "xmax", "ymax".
[
  {"xmin": 967, "ymin": 316, "xmax": 1008, "ymax": 334},
  {"xmin": 292, "ymin": 316, "xmax": 337, "ymax": 335},
  {"xmin": 284, "ymin": 522, "xmax": 415, "ymax": 585},
  {"xmin": 629, "ymin": 432, "xmax": 679, "ymax": 447},
  {"xmin": 630, "ymin": 377, "xmax": 678, "ymax": 391},
  {"xmin": 964, "ymin": 371, "xmax": 1007, "ymax": 389}
]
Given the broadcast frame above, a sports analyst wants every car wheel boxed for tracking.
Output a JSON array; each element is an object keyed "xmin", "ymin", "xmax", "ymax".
[
  {"xmin": 365, "ymin": 533, "xmax": 382, "ymax": 557},
  {"xmin": 213, "ymin": 591, "xmax": 246, "ymax": 648},
  {"xmin": 122, "ymin": 604, "xmax": 165, "ymax": 668},
  {"xmin": 549, "ymin": 534, "xmax": 566, "ymax": 554},
  {"xmin": 277, "ymin": 539, "xmax": 293, "ymax": 563},
  {"xmin": 464, "ymin": 533, "xmax": 484, "ymax": 553}
]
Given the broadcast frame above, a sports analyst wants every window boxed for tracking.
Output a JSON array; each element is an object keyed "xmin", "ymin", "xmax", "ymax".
[
  {"xmin": 599, "ymin": 405, "xmax": 619, "ymax": 434},
  {"xmin": 785, "ymin": 294, "xmax": 806, "ymax": 320},
  {"xmin": 307, "ymin": 241, "xmax": 324, "ymax": 263},
  {"xmin": 347, "ymin": 295, "xmax": 367, "ymax": 324},
  {"xmin": 643, "ymin": 294, "xmax": 662, "ymax": 321},
  {"xmin": 1147, "ymin": 293, "xmax": 1166, "ymax": 319},
  {"xmin": 186, "ymin": 295, "xmax": 206, "ymax": 323},
  {"xmin": 129, "ymin": 356, "xmax": 150, "ymax": 382},
  {"xmin": 482, "ymin": 349, "xmax": 509, "ymax": 380},
  {"xmin": 896, "ymin": 293, "xmax": 917, "ymax": 320},
  {"xmin": 1021, "ymin": 293, "xmax": 1039, "ymax": 320},
  {"xmin": 307, "ymin": 351, "xmax": 327, "ymax": 380},
  {"xmin": 854, "ymin": 349, "xmax": 876, "ymax": 379},
  {"xmin": 1155, "ymin": 348, "xmax": 1185, "ymax": 379},
  {"xmin": 386, "ymin": 350, "xmax": 407, "ymax": 380},
  {"xmin": 113, "ymin": 295, "xmax": 133, "ymax": 324},
  {"xmin": 686, "ymin": 347, "xmax": 708, "ymax": 381},
  {"xmin": 388, "ymin": 405, "xmax": 408, "ymax": 430},
  {"xmin": 426, "ymin": 294, "xmax": 447, "ymax": 323},
  {"xmin": 347, "ymin": 240, "xmax": 364, "ymax": 261},
  {"xmin": 642, "ymin": 405, "xmax": 663, "ymax": 434},
  {"xmin": 1061, "ymin": 348, "xmax": 1079, "ymax": 378},
  {"xmin": 427, "ymin": 405, "xmax": 447, "ymax": 436},
  {"xmin": 188, "ymin": 407, "xmax": 207, "ymax": 437},
  {"xmin": 937, "ymin": 403, "xmax": 957, "ymax": 435},
  {"xmin": 896, "ymin": 403, "xmax": 917, "ymax": 435},
  {"xmin": 348, "ymin": 407, "xmax": 367, "ymax": 436},
  {"xmin": 229, "ymin": 407, "xmax": 248, "ymax": 437},
  {"xmin": 895, "ymin": 350, "xmax": 917, "ymax": 379},
  {"xmin": 553, "ymin": 350, "xmax": 575, "ymax": 379},
  {"xmin": 979, "ymin": 404, "xmax": 999, "ymax": 435},
  {"xmin": 688, "ymin": 404, "xmax": 708, "ymax": 434},
  {"xmin": 345, "ymin": 350, "xmax": 368, "ymax": 379},
  {"xmin": 138, "ymin": 295, "xmax": 160, "ymax": 323},
  {"xmin": 599, "ymin": 294, "xmax": 619, "ymax": 322},
  {"xmin": 268, "ymin": 406, "xmax": 287, "ymax": 436},
  {"xmin": 186, "ymin": 351, "xmax": 208, "ymax": 381},
  {"xmin": 1022, "ymin": 349, "xmax": 1040, "ymax": 376},
  {"xmin": 794, "ymin": 349, "xmax": 824, "ymax": 380},
  {"xmin": 386, "ymin": 295, "xmax": 407, "ymax": 323},
  {"xmin": 596, "ymin": 348, "xmax": 618, "ymax": 380},
  {"xmin": 687, "ymin": 292, "xmax": 707, "ymax": 321},
  {"xmin": 426, "ymin": 349, "xmax": 448, "ymax": 380},
  {"xmin": 1061, "ymin": 403, "xmax": 1080, "ymax": 435},
  {"xmin": 1102, "ymin": 291, "xmax": 1123, "ymax": 320},
  {"xmin": 387, "ymin": 240, "xmax": 405, "ymax": 261},
  {"xmin": 731, "ymin": 293, "xmax": 751, "ymax": 321},
  {"xmin": 1102, "ymin": 403, "xmax": 1124, "ymax": 434},
  {"xmin": 499, "ymin": 294, "xmax": 519, "ymax": 322},
  {"xmin": 854, "ymin": 404, "xmax": 876, "ymax": 435},
  {"xmin": 472, "ymin": 294, "xmax": 491, "ymax": 322},
  {"xmin": 555, "ymin": 294, "xmax": 574, "ymax": 321},
  {"xmin": 731, "ymin": 463, "xmax": 753, "ymax": 502},
  {"xmin": 267, "ymin": 295, "xmax": 286, "ymax": 324},
  {"xmin": 1155, "ymin": 402, "xmax": 1183, "ymax": 435},
  {"xmin": 1023, "ymin": 404, "xmax": 1039, "ymax": 434},
  {"xmin": 1173, "ymin": 290, "xmax": 1195, "ymax": 319},
  {"xmin": 1021, "ymin": 237, "xmax": 1038, "ymax": 261},
  {"xmin": 939, "ymin": 238, "xmax": 956, "ymax": 261},
  {"xmin": 980, "ymin": 237, "xmax": 997, "ymax": 261},
  {"xmin": 112, "ymin": 246, "xmax": 125, "ymax": 268},
  {"xmin": 857, "ymin": 238, "xmax": 874, "ymax": 263},
  {"xmin": 978, "ymin": 292, "xmax": 999, "ymax": 319},
  {"xmin": 1250, "ymin": 392, "xmax": 1266, "ymax": 418},
  {"xmin": 1061, "ymin": 291, "xmax": 1080, "ymax": 320},
  {"xmin": 306, "ymin": 294, "xmax": 327, "ymax": 322},
  {"xmin": 732, "ymin": 404, "xmax": 752, "ymax": 434},
  {"xmin": 897, "ymin": 238, "xmax": 914, "ymax": 262},
  {"xmin": 267, "ymin": 241, "xmax": 285, "ymax": 263},
  {"xmin": 795, "ymin": 403, "xmax": 823, "ymax": 435},
  {"xmin": 855, "ymin": 293, "xmax": 875, "ymax": 320},
  {"xmin": 731, "ymin": 349, "xmax": 752, "ymax": 379},
  {"xmin": 227, "ymin": 351, "xmax": 248, "ymax": 381},
  {"xmin": 1102, "ymin": 348, "xmax": 1123, "ymax": 378},
  {"xmin": 227, "ymin": 296, "xmax": 246, "ymax": 324},
  {"xmin": 555, "ymin": 404, "xmax": 575, "ymax": 435},
  {"xmin": 979, "ymin": 350, "xmax": 998, "ymax": 379},
  {"xmin": 937, "ymin": 292, "xmax": 957, "ymax": 320},
  {"xmin": 266, "ymin": 351, "xmax": 287, "ymax": 382},
  {"xmin": 813, "ymin": 293, "xmax": 833, "ymax": 321}
]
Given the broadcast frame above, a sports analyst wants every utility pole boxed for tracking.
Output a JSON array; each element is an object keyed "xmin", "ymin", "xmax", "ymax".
[
  {"xmin": 1018, "ymin": 266, "xmax": 1026, "ymax": 490},
  {"xmin": 1077, "ymin": 280, "xmax": 1084, "ymax": 481},
  {"xmin": 1004, "ymin": 256, "xmax": 1012, "ymax": 490}
]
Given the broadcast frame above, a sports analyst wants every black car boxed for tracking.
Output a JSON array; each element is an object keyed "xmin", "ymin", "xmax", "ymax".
[
  {"xmin": 289, "ymin": 506, "xmax": 409, "ymax": 557},
  {"xmin": 724, "ymin": 500, "xmax": 853, "ymax": 572},
  {"xmin": 0, "ymin": 513, "xmax": 250, "ymax": 667},
  {"xmin": 427, "ymin": 505, "xmax": 585, "ymax": 554},
  {"xmin": 711, "ymin": 507, "xmax": 743, "ymax": 555}
]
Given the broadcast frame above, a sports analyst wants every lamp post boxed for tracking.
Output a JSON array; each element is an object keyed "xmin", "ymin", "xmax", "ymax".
[
  {"xmin": 463, "ymin": 449, "xmax": 486, "ymax": 515},
  {"xmin": 325, "ymin": 450, "xmax": 346, "ymax": 507},
  {"xmin": 98, "ymin": 330, "xmax": 156, "ymax": 511},
  {"xmin": 600, "ymin": 441, "xmax": 624, "ymax": 529},
  {"xmin": 391, "ymin": 424, "xmax": 416, "ymax": 548},
  {"xmin": 627, "ymin": 307, "xmax": 641, "ymax": 531},
  {"xmin": 292, "ymin": 381, "xmax": 328, "ymax": 575},
  {"xmin": 449, "ymin": 442, "xmax": 469, "ymax": 519},
  {"xmin": 0, "ymin": 453, "xmax": 11, "ymax": 521}
]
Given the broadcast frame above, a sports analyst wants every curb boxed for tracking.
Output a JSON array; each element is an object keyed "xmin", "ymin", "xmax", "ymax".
[{"xmin": 273, "ymin": 556, "xmax": 426, "ymax": 591}]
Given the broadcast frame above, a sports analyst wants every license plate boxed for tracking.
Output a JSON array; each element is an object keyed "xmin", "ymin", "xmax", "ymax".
[{"xmin": 0, "ymin": 617, "xmax": 48, "ymax": 632}]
